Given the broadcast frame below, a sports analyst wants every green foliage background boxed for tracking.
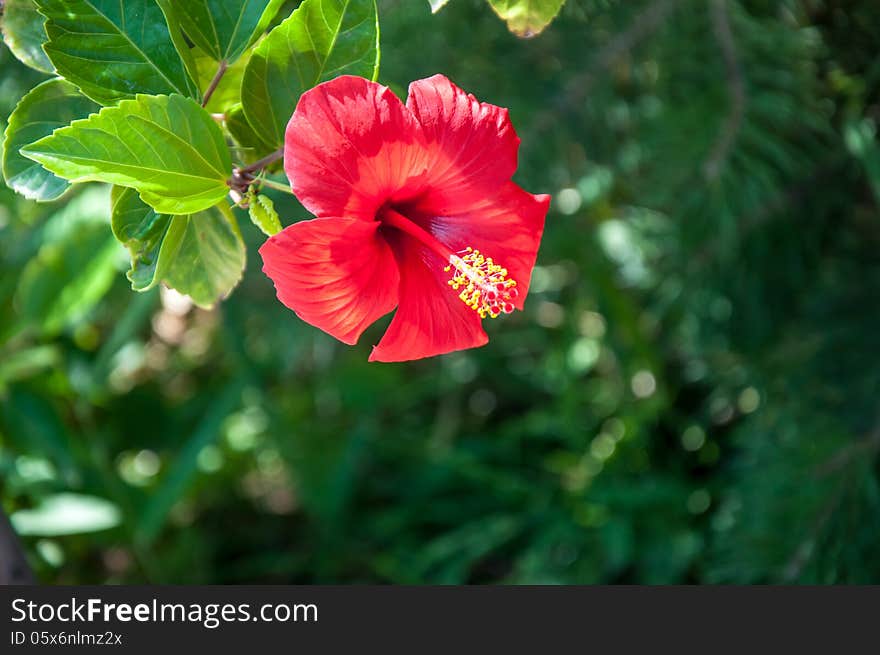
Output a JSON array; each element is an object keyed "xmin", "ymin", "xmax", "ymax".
[{"xmin": 2, "ymin": 0, "xmax": 879, "ymax": 583}]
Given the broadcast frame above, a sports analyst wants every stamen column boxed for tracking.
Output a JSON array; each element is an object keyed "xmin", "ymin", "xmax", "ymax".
[{"xmin": 380, "ymin": 207, "xmax": 518, "ymax": 318}]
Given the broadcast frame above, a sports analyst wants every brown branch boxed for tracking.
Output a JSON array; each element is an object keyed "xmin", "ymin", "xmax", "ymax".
[
  {"xmin": 236, "ymin": 148, "xmax": 284, "ymax": 176},
  {"xmin": 228, "ymin": 148, "xmax": 285, "ymax": 196},
  {"xmin": 0, "ymin": 506, "xmax": 34, "ymax": 584},
  {"xmin": 703, "ymin": 0, "xmax": 747, "ymax": 181},
  {"xmin": 201, "ymin": 60, "xmax": 228, "ymax": 108}
]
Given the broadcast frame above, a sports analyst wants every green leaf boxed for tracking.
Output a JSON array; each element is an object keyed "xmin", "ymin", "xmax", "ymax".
[
  {"xmin": 136, "ymin": 379, "xmax": 245, "ymax": 546},
  {"xmin": 2, "ymin": 78, "xmax": 99, "ymax": 202},
  {"xmin": 111, "ymin": 185, "xmax": 173, "ymax": 291},
  {"xmin": 22, "ymin": 94, "xmax": 232, "ymax": 216},
  {"xmin": 246, "ymin": 189, "xmax": 282, "ymax": 236},
  {"xmin": 845, "ymin": 119, "xmax": 880, "ymax": 205},
  {"xmin": 227, "ymin": 104, "xmax": 275, "ymax": 162},
  {"xmin": 1, "ymin": 0, "xmax": 53, "ymax": 73},
  {"xmin": 2, "ymin": 389, "xmax": 80, "ymax": 483},
  {"xmin": 158, "ymin": 205, "xmax": 247, "ymax": 307},
  {"xmin": 0, "ymin": 345, "xmax": 60, "ymax": 392},
  {"xmin": 156, "ymin": 0, "xmax": 202, "ymax": 96},
  {"xmin": 34, "ymin": 0, "xmax": 198, "ymax": 105},
  {"xmin": 111, "ymin": 187, "xmax": 246, "ymax": 308},
  {"xmin": 428, "ymin": 0, "xmax": 452, "ymax": 13},
  {"xmin": 195, "ymin": 50, "xmax": 251, "ymax": 113},
  {"xmin": 17, "ymin": 187, "xmax": 121, "ymax": 334},
  {"xmin": 11, "ymin": 493, "xmax": 122, "ymax": 536},
  {"xmin": 241, "ymin": 0, "xmax": 380, "ymax": 147},
  {"xmin": 163, "ymin": 0, "xmax": 284, "ymax": 64},
  {"xmin": 486, "ymin": 0, "xmax": 566, "ymax": 38}
]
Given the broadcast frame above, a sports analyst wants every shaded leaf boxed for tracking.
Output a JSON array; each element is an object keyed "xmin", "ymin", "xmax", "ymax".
[
  {"xmin": 156, "ymin": 0, "xmax": 203, "ymax": 96},
  {"xmin": 35, "ymin": 0, "xmax": 197, "ymax": 104},
  {"xmin": 844, "ymin": 118, "xmax": 880, "ymax": 204},
  {"xmin": 0, "ymin": 345, "xmax": 60, "ymax": 391},
  {"xmin": 17, "ymin": 224, "xmax": 119, "ymax": 334},
  {"xmin": 1, "ymin": 389, "xmax": 80, "ymax": 483},
  {"xmin": 22, "ymin": 94, "xmax": 231, "ymax": 215},
  {"xmin": 111, "ymin": 187, "xmax": 246, "ymax": 308},
  {"xmin": 2, "ymin": 78, "xmax": 99, "ymax": 202},
  {"xmin": 487, "ymin": 0, "xmax": 566, "ymax": 38},
  {"xmin": 227, "ymin": 103, "xmax": 275, "ymax": 162},
  {"xmin": 111, "ymin": 185, "xmax": 173, "ymax": 291},
  {"xmin": 136, "ymin": 380, "xmax": 245, "ymax": 546},
  {"xmin": 1, "ymin": 0, "xmax": 53, "ymax": 73},
  {"xmin": 164, "ymin": 0, "xmax": 284, "ymax": 64},
  {"xmin": 241, "ymin": 0, "xmax": 380, "ymax": 147},
  {"xmin": 16, "ymin": 188, "xmax": 120, "ymax": 334}
]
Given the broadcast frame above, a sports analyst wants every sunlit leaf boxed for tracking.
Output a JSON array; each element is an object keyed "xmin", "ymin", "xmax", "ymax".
[
  {"xmin": 1, "ymin": 0, "xmax": 53, "ymax": 73},
  {"xmin": 22, "ymin": 94, "xmax": 231, "ymax": 216},
  {"xmin": 35, "ymin": 0, "xmax": 198, "ymax": 104},
  {"xmin": 241, "ymin": 0, "xmax": 380, "ymax": 147},
  {"xmin": 486, "ymin": 0, "xmax": 566, "ymax": 38},
  {"xmin": 428, "ymin": 0, "xmax": 452, "ymax": 13},
  {"xmin": 162, "ymin": 0, "xmax": 284, "ymax": 64},
  {"xmin": 2, "ymin": 78, "xmax": 99, "ymax": 202},
  {"xmin": 194, "ymin": 50, "xmax": 251, "ymax": 113},
  {"xmin": 11, "ymin": 493, "xmax": 122, "ymax": 536},
  {"xmin": 111, "ymin": 187, "xmax": 246, "ymax": 308}
]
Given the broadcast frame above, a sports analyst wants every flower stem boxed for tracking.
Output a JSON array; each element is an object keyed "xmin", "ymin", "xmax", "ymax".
[
  {"xmin": 258, "ymin": 177, "xmax": 295, "ymax": 195},
  {"xmin": 237, "ymin": 148, "xmax": 284, "ymax": 175},
  {"xmin": 201, "ymin": 60, "xmax": 228, "ymax": 108}
]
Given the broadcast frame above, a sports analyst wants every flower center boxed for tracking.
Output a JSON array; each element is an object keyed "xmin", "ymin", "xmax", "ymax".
[
  {"xmin": 380, "ymin": 208, "xmax": 518, "ymax": 319},
  {"xmin": 445, "ymin": 249, "xmax": 518, "ymax": 318}
]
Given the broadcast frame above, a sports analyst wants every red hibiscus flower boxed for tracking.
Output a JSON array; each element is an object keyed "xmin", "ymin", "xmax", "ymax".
[{"xmin": 259, "ymin": 74, "xmax": 550, "ymax": 362}]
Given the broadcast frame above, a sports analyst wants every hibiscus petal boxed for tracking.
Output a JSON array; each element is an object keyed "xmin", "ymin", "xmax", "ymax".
[
  {"xmin": 420, "ymin": 182, "xmax": 550, "ymax": 311},
  {"xmin": 369, "ymin": 233, "xmax": 488, "ymax": 362},
  {"xmin": 285, "ymin": 76, "xmax": 430, "ymax": 220},
  {"xmin": 260, "ymin": 218, "xmax": 399, "ymax": 345},
  {"xmin": 406, "ymin": 74, "xmax": 521, "ymax": 215}
]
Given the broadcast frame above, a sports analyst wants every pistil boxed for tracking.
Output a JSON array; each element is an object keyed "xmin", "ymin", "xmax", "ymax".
[{"xmin": 380, "ymin": 207, "xmax": 518, "ymax": 319}]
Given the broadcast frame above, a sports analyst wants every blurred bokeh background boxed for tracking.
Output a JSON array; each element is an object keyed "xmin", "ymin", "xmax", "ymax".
[{"xmin": 1, "ymin": 0, "xmax": 879, "ymax": 584}]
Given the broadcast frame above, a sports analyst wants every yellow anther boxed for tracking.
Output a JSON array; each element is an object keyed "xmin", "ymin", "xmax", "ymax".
[{"xmin": 446, "ymin": 247, "xmax": 520, "ymax": 319}]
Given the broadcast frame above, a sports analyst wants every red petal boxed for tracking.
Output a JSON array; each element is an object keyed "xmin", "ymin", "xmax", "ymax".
[
  {"xmin": 260, "ymin": 218, "xmax": 398, "ymax": 345},
  {"xmin": 284, "ymin": 76, "xmax": 430, "ymax": 220},
  {"xmin": 417, "ymin": 182, "xmax": 550, "ymax": 311},
  {"xmin": 369, "ymin": 233, "xmax": 488, "ymax": 362},
  {"xmin": 406, "ymin": 74, "xmax": 520, "ymax": 215}
]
